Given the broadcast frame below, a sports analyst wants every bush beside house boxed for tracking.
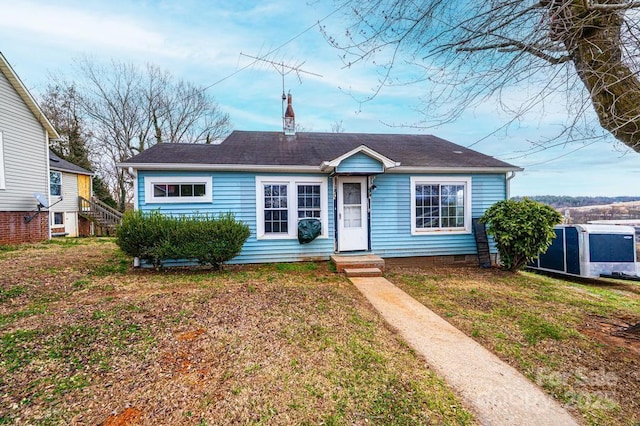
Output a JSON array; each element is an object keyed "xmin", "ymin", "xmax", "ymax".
[
  {"xmin": 480, "ymin": 199, "xmax": 563, "ymax": 272},
  {"xmin": 116, "ymin": 211, "xmax": 250, "ymax": 269}
]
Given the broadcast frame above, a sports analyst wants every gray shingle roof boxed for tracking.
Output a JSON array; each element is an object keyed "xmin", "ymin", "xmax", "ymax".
[
  {"xmin": 49, "ymin": 150, "xmax": 92, "ymax": 175},
  {"xmin": 122, "ymin": 131, "xmax": 520, "ymax": 171}
]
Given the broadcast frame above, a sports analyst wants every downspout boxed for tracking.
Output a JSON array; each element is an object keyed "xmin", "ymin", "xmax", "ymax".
[
  {"xmin": 128, "ymin": 167, "xmax": 138, "ymax": 211},
  {"xmin": 332, "ymin": 174, "xmax": 337, "ymax": 252},
  {"xmin": 506, "ymin": 171, "xmax": 517, "ymax": 199},
  {"xmin": 127, "ymin": 166, "xmax": 140, "ymax": 268}
]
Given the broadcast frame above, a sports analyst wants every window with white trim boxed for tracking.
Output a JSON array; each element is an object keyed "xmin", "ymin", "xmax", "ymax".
[
  {"xmin": 52, "ymin": 212, "xmax": 64, "ymax": 226},
  {"xmin": 256, "ymin": 176, "xmax": 328, "ymax": 239},
  {"xmin": 0, "ymin": 131, "xmax": 5, "ymax": 190},
  {"xmin": 50, "ymin": 171, "xmax": 62, "ymax": 196},
  {"xmin": 410, "ymin": 176, "xmax": 471, "ymax": 234},
  {"xmin": 144, "ymin": 176, "xmax": 212, "ymax": 204},
  {"xmin": 264, "ymin": 184, "xmax": 289, "ymax": 233}
]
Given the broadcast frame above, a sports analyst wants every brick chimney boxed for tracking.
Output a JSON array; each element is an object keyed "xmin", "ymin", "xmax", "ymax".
[{"xmin": 284, "ymin": 93, "xmax": 295, "ymax": 136}]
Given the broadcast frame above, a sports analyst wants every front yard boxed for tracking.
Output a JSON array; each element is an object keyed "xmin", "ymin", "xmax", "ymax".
[
  {"xmin": 1, "ymin": 239, "xmax": 639, "ymax": 425},
  {"xmin": 0, "ymin": 239, "xmax": 471, "ymax": 425}
]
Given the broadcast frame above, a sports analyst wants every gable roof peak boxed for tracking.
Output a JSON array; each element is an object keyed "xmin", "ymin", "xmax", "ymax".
[{"xmin": 321, "ymin": 144, "xmax": 400, "ymax": 172}]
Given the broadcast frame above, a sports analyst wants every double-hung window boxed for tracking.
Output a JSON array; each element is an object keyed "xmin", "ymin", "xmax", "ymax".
[
  {"xmin": 410, "ymin": 176, "xmax": 471, "ymax": 234},
  {"xmin": 263, "ymin": 184, "xmax": 289, "ymax": 233},
  {"xmin": 256, "ymin": 177, "xmax": 328, "ymax": 239},
  {"xmin": 144, "ymin": 176, "xmax": 212, "ymax": 204},
  {"xmin": 50, "ymin": 171, "xmax": 62, "ymax": 196}
]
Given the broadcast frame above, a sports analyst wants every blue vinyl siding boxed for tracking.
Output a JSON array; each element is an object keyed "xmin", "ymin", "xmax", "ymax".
[
  {"xmin": 471, "ymin": 174, "xmax": 507, "ymax": 217},
  {"xmin": 137, "ymin": 171, "xmax": 334, "ymax": 264},
  {"xmin": 369, "ymin": 173, "xmax": 506, "ymax": 258},
  {"xmin": 336, "ymin": 153, "xmax": 383, "ymax": 174},
  {"xmin": 136, "ymin": 170, "xmax": 506, "ymax": 264}
]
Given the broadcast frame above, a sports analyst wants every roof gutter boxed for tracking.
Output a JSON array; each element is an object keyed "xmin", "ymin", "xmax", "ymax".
[
  {"xmin": 119, "ymin": 162, "xmax": 523, "ymax": 174},
  {"xmin": 118, "ymin": 163, "xmax": 323, "ymax": 173},
  {"xmin": 388, "ymin": 166, "xmax": 524, "ymax": 174}
]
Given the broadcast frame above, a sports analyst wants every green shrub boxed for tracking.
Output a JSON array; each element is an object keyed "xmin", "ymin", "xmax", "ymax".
[
  {"xmin": 479, "ymin": 199, "xmax": 563, "ymax": 272},
  {"xmin": 116, "ymin": 211, "xmax": 250, "ymax": 269}
]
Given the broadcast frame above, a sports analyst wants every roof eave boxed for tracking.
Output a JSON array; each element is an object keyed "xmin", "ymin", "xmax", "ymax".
[
  {"xmin": 389, "ymin": 166, "xmax": 524, "ymax": 173},
  {"xmin": 120, "ymin": 163, "xmax": 523, "ymax": 174},
  {"xmin": 118, "ymin": 163, "xmax": 324, "ymax": 173},
  {"xmin": 49, "ymin": 166, "xmax": 93, "ymax": 176}
]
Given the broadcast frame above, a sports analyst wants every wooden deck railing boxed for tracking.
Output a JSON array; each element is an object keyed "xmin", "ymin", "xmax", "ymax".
[{"xmin": 78, "ymin": 196, "xmax": 123, "ymax": 230}]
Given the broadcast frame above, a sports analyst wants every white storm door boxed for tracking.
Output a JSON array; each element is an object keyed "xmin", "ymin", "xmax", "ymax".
[{"xmin": 337, "ymin": 177, "xmax": 368, "ymax": 251}]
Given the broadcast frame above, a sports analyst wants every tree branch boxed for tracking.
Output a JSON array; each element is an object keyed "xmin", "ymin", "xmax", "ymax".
[
  {"xmin": 457, "ymin": 39, "xmax": 571, "ymax": 65},
  {"xmin": 587, "ymin": 1, "xmax": 640, "ymax": 11}
]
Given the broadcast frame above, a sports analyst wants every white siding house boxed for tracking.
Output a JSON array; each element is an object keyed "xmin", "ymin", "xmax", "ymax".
[
  {"xmin": 0, "ymin": 52, "xmax": 60, "ymax": 244},
  {"xmin": 48, "ymin": 150, "xmax": 93, "ymax": 237}
]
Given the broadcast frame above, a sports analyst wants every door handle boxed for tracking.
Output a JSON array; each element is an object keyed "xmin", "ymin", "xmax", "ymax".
[{"xmin": 338, "ymin": 213, "xmax": 342, "ymax": 220}]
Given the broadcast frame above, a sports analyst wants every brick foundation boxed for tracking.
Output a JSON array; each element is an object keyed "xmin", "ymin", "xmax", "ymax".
[{"xmin": 0, "ymin": 211, "xmax": 49, "ymax": 245}]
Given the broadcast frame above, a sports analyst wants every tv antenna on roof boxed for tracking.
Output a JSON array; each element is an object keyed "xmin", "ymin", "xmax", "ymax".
[{"xmin": 239, "ymin": 53, "xmax": 322, "ymax": 129}]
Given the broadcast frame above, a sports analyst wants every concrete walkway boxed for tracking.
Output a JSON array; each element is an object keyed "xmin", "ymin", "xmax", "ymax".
[{"xmin": 350, "ymin": 276, "xmax": 579, "ymax": 426}]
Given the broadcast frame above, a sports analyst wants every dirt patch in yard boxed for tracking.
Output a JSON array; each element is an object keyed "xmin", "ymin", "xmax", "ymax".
[
  {"xmin": 580, "ymin": 315, "xmax": 640, "ymax": 357},
  {"xmin": 104, "ymin": 407, "xmax": 142, "ymax": 426}
]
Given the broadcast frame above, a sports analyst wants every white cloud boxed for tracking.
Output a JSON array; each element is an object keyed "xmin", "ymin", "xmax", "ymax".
[{"xmin": 0, "ymin": 2, "xmax": 170, "ymax": 55}]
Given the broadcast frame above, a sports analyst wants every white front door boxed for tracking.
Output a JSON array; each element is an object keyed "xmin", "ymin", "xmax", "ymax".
[{"xmin": 337, "ymin": 177, "xmax": 368, "ymax": 251}]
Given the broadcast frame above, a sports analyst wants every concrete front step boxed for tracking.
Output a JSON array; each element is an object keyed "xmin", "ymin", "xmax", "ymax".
[
  {"xmin": 343, "ymin": 267, "xmax": 383, "ymax": 278},
  {"xmin": 330, "ymin": 254, "xmax": 385, "ymax": 273}
]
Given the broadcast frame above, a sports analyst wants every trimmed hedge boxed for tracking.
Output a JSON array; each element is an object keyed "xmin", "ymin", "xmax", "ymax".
[{"xmin": 116, "ymin": 211, "xmax": 250, "ymax": 269}]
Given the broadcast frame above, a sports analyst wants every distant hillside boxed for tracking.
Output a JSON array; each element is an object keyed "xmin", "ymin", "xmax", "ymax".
[{"xmin": 512, "ymin": 196, "xmax": 640, "ymax": 209}]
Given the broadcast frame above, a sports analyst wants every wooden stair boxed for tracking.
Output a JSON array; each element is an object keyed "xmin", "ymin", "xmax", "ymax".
[
  {"xmin": 473, "ymin": 218, "xmax": 492, "ymax": 268},
  {"xmin": 331, "ymin": 254, "xmax": 384, "ymax": 277},
  {"xmin": 79, "ymin": 196, "xmax": 123, "ymax": 235}
]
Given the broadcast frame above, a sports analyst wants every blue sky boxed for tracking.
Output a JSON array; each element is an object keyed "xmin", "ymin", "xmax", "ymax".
[{"xmin": 1, "ymin": 0, "xmax": 638, "ymax": 197}]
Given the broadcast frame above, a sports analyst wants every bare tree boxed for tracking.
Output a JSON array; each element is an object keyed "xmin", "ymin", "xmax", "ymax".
[
  {"xmin": 40, "ymin": 82, "xmax": 117, "ymax": 207},
  {"xmin": 326, "ymin": 0, "xmax": 640, "ymax": 153},
  {"xmin": 40, "ymin": 82, "xmax": 92, "ymax": 169},
  {"xmin": 71, "ymin": 58, "xmax": 231, "ymax": 210},
  {"xmin": 331, "ymin": 120, "xmax": 346, "ymax": 133}
]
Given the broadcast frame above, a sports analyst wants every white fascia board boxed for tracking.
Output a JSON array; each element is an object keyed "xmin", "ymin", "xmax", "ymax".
[
  {"xmin": 321, "ymin": 144, "xmax": 400, "ymax": 171},
  {"xmin": 388, "ymin": 166, "xmax": 524, "ymax": 173},
  {"xmin": 118, "ymin": 163, "xmax": 523, "ymax": 174},
  {"xmin": 118, "ymin": 163, "xmax": 324, "ymax": 173}
]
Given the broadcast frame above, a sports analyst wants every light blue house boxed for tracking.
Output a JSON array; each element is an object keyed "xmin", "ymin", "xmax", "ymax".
[{"xmin": 121, "ymin": 99, "xmax": 521, "ymax": 265}]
